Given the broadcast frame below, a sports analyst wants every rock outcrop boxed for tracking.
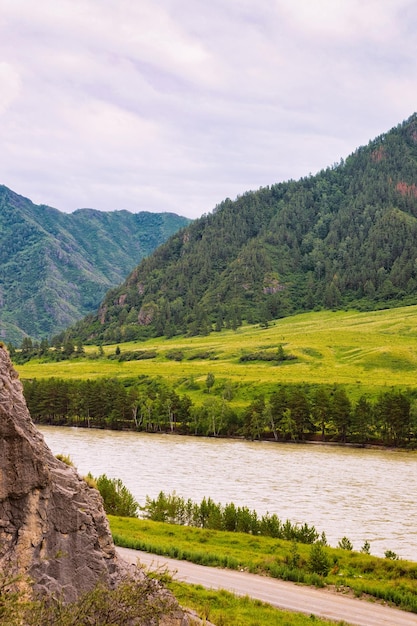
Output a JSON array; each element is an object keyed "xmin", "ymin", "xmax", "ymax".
[
  {"xmin": 0, "ymin": 345, "xmax": 122, "ymax": 601},
  {"xmin": 0, "ymin": 346, "xmax": 208, "ymax": 624}
]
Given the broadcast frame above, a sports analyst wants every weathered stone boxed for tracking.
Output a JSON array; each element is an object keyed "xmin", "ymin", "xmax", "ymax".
[
  {"xmin": 0, "ymin": 346, "xmax": 209, "ymax": 624},
  {"xmin": 0, "ymin": 345, "xmax": 123, "ymax": 601}
]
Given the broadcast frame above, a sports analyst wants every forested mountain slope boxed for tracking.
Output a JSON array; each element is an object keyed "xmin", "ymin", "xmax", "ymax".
[
  {"xmin": 68, "ymin": 114, "xmax": 417, "ymax": 344},
  {"xmin": 0, "ymin": 185, "xmax": 190, "ymax": 342}
]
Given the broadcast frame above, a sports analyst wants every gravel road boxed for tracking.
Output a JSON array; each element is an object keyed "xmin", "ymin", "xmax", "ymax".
[{"xmin": 117, "ymin": 547, "xmax": 417, "ymax": 626}]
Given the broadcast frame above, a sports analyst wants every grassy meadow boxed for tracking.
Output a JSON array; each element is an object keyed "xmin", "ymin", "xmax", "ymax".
[
  {"xmin": 16, "ymin": 304, "xmax": 417, "ymax": 406},
  {"xmin": 110, "ymin": 516, "xmax": 417, "ymax": 615},
  {"xmin": 163, "ymin": 581, "xmax": 348, "ymax": 626},
  {"xmin": 18, "ymin": 307, "xmax": 417, "ymax": 624}
]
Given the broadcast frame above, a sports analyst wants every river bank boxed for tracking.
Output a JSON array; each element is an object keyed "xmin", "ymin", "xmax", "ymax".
[{"xmin": 39, "ymin": 425, "xmax": 417, "ymax": 560}]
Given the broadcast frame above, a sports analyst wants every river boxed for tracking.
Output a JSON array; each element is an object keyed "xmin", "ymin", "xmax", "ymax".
[{"xmin": 38, "ymin": 425, "xmax": 417, "ymax": 561}]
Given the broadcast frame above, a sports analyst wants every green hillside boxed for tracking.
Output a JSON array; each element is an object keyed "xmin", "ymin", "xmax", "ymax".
[
  {"xmin": 65, "ymin": 113, "xmax": 417, "ymax": 344},
  {"xmin": 17, "ymin": 305, "xmax": 417, "ymax": 445},
  {"xmin": 16, "ymin": 304, "xmax": 417, "ymax": 398},
  {"xmin": 0, "ymin": 185, "xmax": 190, "ymax": 342}
]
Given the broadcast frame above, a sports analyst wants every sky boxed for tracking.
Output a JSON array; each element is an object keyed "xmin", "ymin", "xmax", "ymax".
[{"xmin": 0, "ymin": 1, "xmax": 416, "ymax": 219}]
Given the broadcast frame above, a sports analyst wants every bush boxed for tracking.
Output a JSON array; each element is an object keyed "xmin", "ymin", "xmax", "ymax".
[
  {"xmin": 55, "ymin": 453, "xmax": 74, "ymax": 466},
  {"xmin": 96, "ymin": 474, "xmax": 138, "ymax": 517},
  {"xmin": 338, "ymin": 536, "xmax": 353, "ymax": 551},
  {"xmin": 166, "ymin": 350, "xmax": 184, "ymax": 361},
  {"xmin": 1, "ymin": 574, "xmax": 178, "ymax": 625},
  {"xmin": 83, "ymin": 472, "xmax": 97, "ymax": 489},
  {"xmin": 112, "ymin": 350, "xmax": 157, "ymax": 361},
  {"xmin": 308, "ymin": 542, "xmax": 330, "ymax": 576},
  {"xmin": 384, "ymin": 549, "xmax": 399, "ymax": 560}
]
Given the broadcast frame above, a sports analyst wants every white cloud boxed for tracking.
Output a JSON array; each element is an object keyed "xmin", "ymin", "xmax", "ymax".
[
  {"xmin": 0, "ymin": 0, "xmax": 416, "ymax": 218},
  {"xmin": 0, "ymin": 62, "xmax": 21, "ymax": 114},
  {"xmin": 279, "ymin": 0, "xmax": 400, "ymax": 42}
]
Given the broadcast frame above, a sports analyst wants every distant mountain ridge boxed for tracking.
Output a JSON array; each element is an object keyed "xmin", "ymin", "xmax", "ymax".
[
  {"xmin": 0, "ymin": 185, "xmax": 190, "ymax": 342},
  {"xmin": 65, "ymin": 113, "xmax": 417, "ymax": 344}
]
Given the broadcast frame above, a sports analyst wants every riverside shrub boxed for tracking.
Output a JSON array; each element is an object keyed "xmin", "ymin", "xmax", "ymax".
[
  {"xmin": 95, "ymin": 474, "xmax": 138, "ymax": 517},
  {"xmin": 141, "ymin": 491, "xmax": 318, "ymax": 543}
]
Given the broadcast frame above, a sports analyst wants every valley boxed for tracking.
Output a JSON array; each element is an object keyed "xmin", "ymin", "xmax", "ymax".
[{"xmin": 16, "ymin": 304, "xmax": 417, "ymax": 399}]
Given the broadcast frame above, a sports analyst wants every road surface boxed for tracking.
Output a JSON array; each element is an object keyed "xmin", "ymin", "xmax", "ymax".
[{"xmin": 117, "ymin": 547, "xmax": 417, "ymax": 626}]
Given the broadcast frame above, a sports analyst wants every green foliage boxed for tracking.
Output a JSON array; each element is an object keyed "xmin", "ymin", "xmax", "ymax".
[
  {"xmin": 0, "ymin": 539, "xmax": 342, "ymax": 626},
  {"xmin": 337, "ymin": 536, "xmax": 353, "ymax": 551},
  {"xmin": 0, "ymin": 572, "xmax": 178, "ymax": 625},
  {"xmin": 308, "ymin": 542, "xmax": 331, "ymax": 576},
  {"xmin": 55, "ymin": 453, "xmax": 74, "ymax": 467},
  {"xmin": 384, "ymin": 549, "xmax": 399, "ymax": 560},
  {"xmin": 361, "ymin": 540, "xmax": 371, "ymax": 554},
  {"xmin": 0, "ymin": 184, "xmax": 190, "ymax": 342},
  {"xmin": 205, "ymin": 371, "xmax": 215, "ymax": 392},
  {"xmin": 65, "ymin": 115, "xmax": 417, "ymax": 343},
  {"xmin": 141, "ymin": 491, "xmax": 318, "ymax": 543},
  {"xmin": 12, "ymin": 337, "xmax": 91, "ymax": 365},
  {"xmin": 21, "ymin": 364, "xmax": 417, "ymax": 446},
  {"xmin": 109, "ymin": 349, "xmax": 157, "ymax": 362},
  {"xmin": 165, "ymin": 349, "xmax": 184, "ymax": 361},
  {"xmin": 168, "ymin": 580, "xmax": 336, "ymax": 626},
  {"xmin": 110, "ymin": 515, "xmax": 417, "ymax": 613},
  {"xmin": 95, "ymin": 474, "xmax": 139, "ymax": 517},
  {"xmin": 187, "ymin": 350, "xmax": 215, "ymax": 360},
  {"xmin": 0, "ymin": 566, "xmax": 26, "ymax": 625},
  {"xmin": 17, "ymin": 303, "xmax": 417, "ymax": 446},
  {"xmin": 239, "ymin": 345, "xmax": 296, "ymax": 363}
]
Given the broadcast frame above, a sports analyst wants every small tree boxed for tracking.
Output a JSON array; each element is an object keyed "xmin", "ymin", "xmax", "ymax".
[
  {"xmin": 308, "ymin": 541, "xmax": 330, "ymax": 576},
  {"xmin": 384, "ymin": 549, "xmax": 399, "ymax": 560},
  {"xmin": 288, "ymin": 540, "xmax": 301, "ymax": 569},
  {"xmin": 276, "ymin": 344, "xmax": 285, "ymax": 361},
  {"xmin": 205, "ymin": 372, "xmax": 215, "ymax": 393},
  {"xmin": 96, "ymin": 474, "xmax": 138, "ymax": 517},
  {"xmin": 338, "ymin": 536, "xmax": 353, "ymax": 551}
]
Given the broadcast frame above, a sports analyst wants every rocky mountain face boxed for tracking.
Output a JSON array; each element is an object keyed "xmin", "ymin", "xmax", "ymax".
[
  {"xmin": 0, "ymin": 185, "xmax": 190, "ymax": 342},
  {"xmin": 0, "ymin": 345, "xmax": 201, "ymax": 623},
  {"xmin": 0, "ymin": 343, "xmax": 122, "ymax": 600}
]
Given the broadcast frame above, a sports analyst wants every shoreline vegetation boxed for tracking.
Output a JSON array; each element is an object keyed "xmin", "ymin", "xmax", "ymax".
[
  {"xmin": 86, "ymin": 472, "xmax": 417, "ymax": 617},
  {"xmin": 109, "ymin": 513, "xmax": 417, "ymax": 615},
  {"xmin": 22, "ymin": 374, "xmax": 417, "ymax": 449},
  {"xmin": 53, "ymin": 468, "xmax": 416, "ymax": 624},
  {"xmin": 15, "ymin": 306, "xmax": 417, "ymax": 449}
]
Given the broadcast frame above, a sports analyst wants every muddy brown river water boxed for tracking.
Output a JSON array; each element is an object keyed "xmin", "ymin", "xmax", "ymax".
[{"xmin": 39, "ymin": 425, "xmax": 417, "ymax": 560}]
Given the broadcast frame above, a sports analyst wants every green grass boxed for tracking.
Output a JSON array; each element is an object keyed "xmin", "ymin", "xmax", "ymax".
[
  {"xmin": 166, "ymin": 580, "xmax": 348, "ymax": 625},
  {"xmin": 16, "ymin": 304, "xmax": 417, "ymax": 406},
  {"xmin": 109, "ymin": 516, "xmax": 417, "ymax": 614}
]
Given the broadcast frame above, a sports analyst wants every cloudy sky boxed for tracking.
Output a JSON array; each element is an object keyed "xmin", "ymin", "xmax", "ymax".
[{"xmin": 1, "ymin": 1, "xmax": 416, "ymax": 219}]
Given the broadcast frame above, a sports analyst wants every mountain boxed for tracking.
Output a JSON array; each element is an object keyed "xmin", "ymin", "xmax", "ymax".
[
  {"xmin": 67, "ymin": 114, "xmax": 417, "ymax": 344},
  {"xmin": 0, "ymin": 185, "xmax": 190, "ymax": 342}
]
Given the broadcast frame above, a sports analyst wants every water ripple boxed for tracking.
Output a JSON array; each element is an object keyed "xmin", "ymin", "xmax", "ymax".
[{"xmin": 39, "ymin": 427, "xmax": 417, "ymax": 560}]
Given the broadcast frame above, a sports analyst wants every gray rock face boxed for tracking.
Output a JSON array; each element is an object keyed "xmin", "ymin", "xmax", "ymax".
[
  {"xmin": 0, "ymin": 345, "xmax": 121, "ymax": 601},
  {"xmin": 0, "ymin": 346, "xmax": 208, "ymax": 625}
]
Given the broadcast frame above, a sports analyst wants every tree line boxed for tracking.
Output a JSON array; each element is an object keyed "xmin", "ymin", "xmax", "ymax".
[
  {"xmin": 141, "ymin": 491, "xmax": 319, "ymax": 543},
  {"xmin": 22, "ymin": 376, "xmax": 417, "ymax": 447},
  {"xmin": 9, "ymin": 336, "xmax": 87, "ymax": 364},
  {"xmin": 61, "ymin": 115, "xmax": 417, "ymax": 344}
]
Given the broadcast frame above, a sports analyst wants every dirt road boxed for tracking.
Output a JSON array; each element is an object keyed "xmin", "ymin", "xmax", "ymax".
[{"xmin": 117, "ymin": 547, "xmax": 417, "ymax": 626}]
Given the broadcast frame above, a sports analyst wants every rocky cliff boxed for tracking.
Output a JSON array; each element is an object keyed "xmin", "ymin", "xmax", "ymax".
[
  {"xmin": 0, "ymin": 344, "xmax": 123, "ymax": 601},
  {"xmin": 0, "ymin": 346, "xmax": 209, "ymax": 624},
  {"xmin": 0, "ymin": 345, "xmax": 202, "ymax": 626}
]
